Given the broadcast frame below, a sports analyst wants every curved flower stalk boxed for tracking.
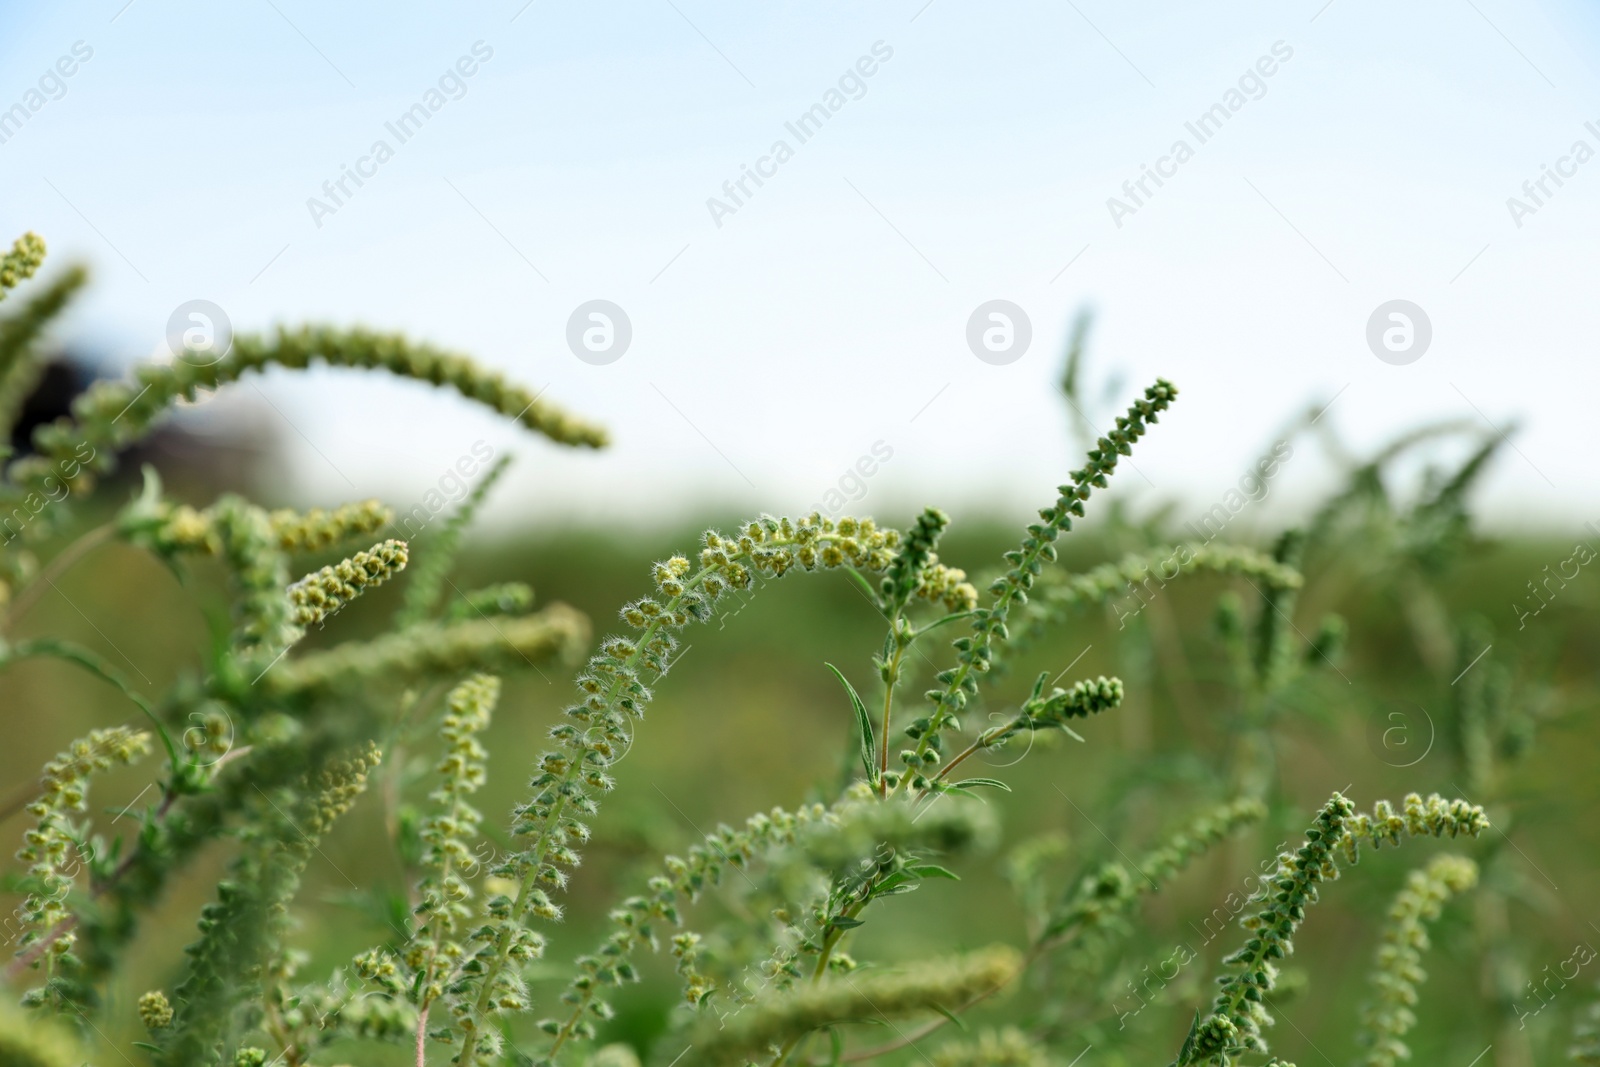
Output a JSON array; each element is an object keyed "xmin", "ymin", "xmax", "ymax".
[
  {"xmin": 11, "ymin": 323, "xmax": 606, "ymax": 497},
  {"xmin": 12, "ymin": 727, "xmax": 151, "ymax": 1007},
  {"xmin": 287, "ymin": 539, "xmax": 408, "ymax": 628},
  {"xmin": 1003, "ymin": 542, "xmax": 1303, "ymax": 665},
  {"xmin": 897, "ymin": 380, "xmax": 1178, "ymax": 792},
  {"xmin": 156, "ymin": 744, "xmax": 381, "ymax": 1067},
  {"xmin": 368, "ymin": 675, "xmax": 499, "ymax": 1059},
  {"xmin": 1357, "ymin": 853, "xmax": 1478, "ymax": 1067},
  {"xmin": 123, "ymin": 492, "xmax": 394, "ymax": 559},
  {"xmin": 1175, "ymin": 792, "xmax": 1489, "ymax": 1066},
  {"xmin": 690, "ymin": 945, "xmax": 1022, "ymax": 1067},
  {"xmin": 445, "ymin": 515, "xmax": 905, "ymax": 1065}
]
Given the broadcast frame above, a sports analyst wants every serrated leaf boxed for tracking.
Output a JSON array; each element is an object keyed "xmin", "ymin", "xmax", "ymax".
[{"xmin": 826, "ymin": 663, "xmax": 877, "ymax": 787}]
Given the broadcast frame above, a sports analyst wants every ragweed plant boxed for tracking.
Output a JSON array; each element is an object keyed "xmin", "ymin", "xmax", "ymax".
[{"xmin": 0, "ymin": 234, "xmax": 1570, "ymax": 1067}]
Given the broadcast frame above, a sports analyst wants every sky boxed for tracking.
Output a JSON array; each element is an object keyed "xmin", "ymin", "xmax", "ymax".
[{"xmin": 2, "ymin": 0, "xmax": 1598, "ymax": 535}]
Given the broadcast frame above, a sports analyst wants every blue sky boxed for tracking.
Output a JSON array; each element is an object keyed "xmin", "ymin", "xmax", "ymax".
[{"xmin": 2, "ymin": 1, "xmax": 1598, "ymax": 532}]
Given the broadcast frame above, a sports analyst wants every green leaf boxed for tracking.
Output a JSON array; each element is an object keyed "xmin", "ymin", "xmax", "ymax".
[
  {"xmin": 914, "ymin": 610, "xmax": 975, "ymax": 638},
  {"xmin": 951, "ymin": 777, "xmax": 1012, "ymax": 792},
  {"xmin": 826, "ymin": 1026, "xmax": 844, "ymax": 1066},
  {"xmin": 10, "ymin": 638, "xmax": 180, "ymax": 772},
  {"xmin": 907, "ymin": 864, "xmax": 960, "ymax": 881},
  {"xmin": 826, "ymin": 663, "xmax": 877, "ymax": 787},
  {"xmin": 1176, "ymin": 1009, "xmax": 1201, "ymax": 1065},
  {"xmin": 870, "ymin": 872, "xmax": 913, "ymax": 896},
  {"xmin": 932, "ymin": 1003, "xmax": 969, "ymax": 1031},
  {"xmin": 828, "ymin": 917, "xmax": 865, "ymax": 930},
  {"xmin": 840, "ymin": 566, "xmax": 884, "ymax": 609}
]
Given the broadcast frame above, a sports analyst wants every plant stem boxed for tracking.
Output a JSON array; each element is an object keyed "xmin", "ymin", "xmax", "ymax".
[
  {"xmin": 415, "ymin": 1003, "xmax": 429, "ymax": 1067},
  {"xmin": 768, "ymin": 901, "xmax": 863, "ymax": 1067},
  {"xmin": 877, "ymin": 639, "xmax": 906, "ymax": 796},
  {"xmin": 1, "ymin": 522, "xmax": 114, "ymax": 632}
]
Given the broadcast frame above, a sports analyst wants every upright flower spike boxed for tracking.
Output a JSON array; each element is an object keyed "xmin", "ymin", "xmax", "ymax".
[
  {"xmin": 1177, "ymin": 792, "xmax": 1489, "ymax": 1066},
  {"xmin": 287, "ymin": 539, "xmax": 409, "ymax": 628},
  {"xmin": 444, "ymin": 514, "xmax": 906, "ymax": 1066},
  {"xmin": 395, "ymin": 454, "xmax": 511, "ymax": 629},
  {"xmin": 1358, "ymin": 854, "xmax": 1478, "ymax": 1067},
  {"xmin": 412, "ymin": 676, "xmax": 498, "ymax": 1013},
  {"xmin": 13, "ymin": 726, "xmax": 151, "ymax": 1002},
  {"xmin": 0, "ymin": 232, "xmax": 46, "ymax": 300},
  {"xmin": 208, "ymin": 495, "xmax": 296, "ymax": 666},
  {"xmin": 1249, "ymin": 529, "xmax": 1306, "ymax": 689},
  {"xmin": 160, "ymin": 745, "xmax": 381, "ymax": 1067},
  {"xmin": 1181, "ymin": 794, "xmax": 1355, "ymax": 1065},
  {"xmin": 899, "ymin": 380, "xmax": 1178, "ymax": 790},
  {"xmin": 881, "ymin": 506, "xmax": 950, "ymax": 610},
  {"xmin": 10, "ymin": 324, "xmax": 607, "ymax": 500}
]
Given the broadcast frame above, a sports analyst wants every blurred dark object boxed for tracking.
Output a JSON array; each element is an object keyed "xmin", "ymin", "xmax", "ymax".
[{"xmin": 9, "ymin": 352, "xmax": 276, "ymax": 498}]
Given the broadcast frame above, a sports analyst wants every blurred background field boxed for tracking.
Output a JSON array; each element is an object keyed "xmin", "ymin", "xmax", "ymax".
[{"xmin": 2, "ymin": 376, "xmax": 1597, "ymax": 1064}]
